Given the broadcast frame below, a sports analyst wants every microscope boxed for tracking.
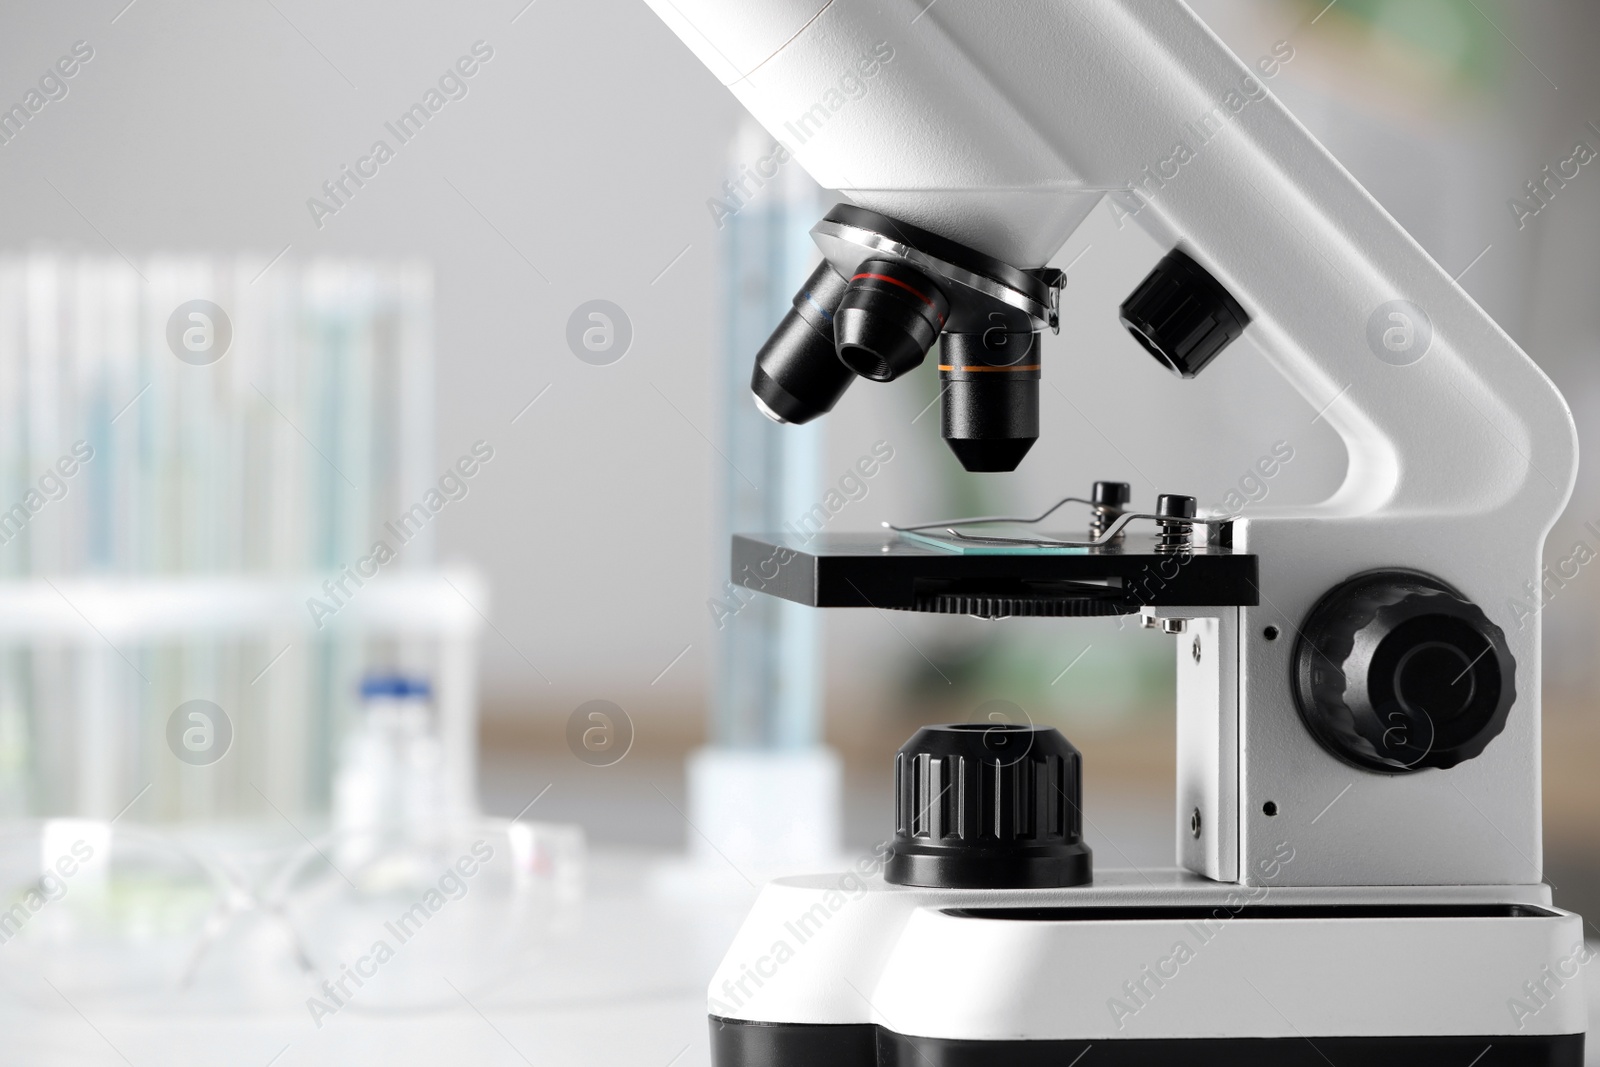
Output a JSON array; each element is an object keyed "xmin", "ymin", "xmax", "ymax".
[{"xmin": 644, "ymin": 0, "xmax": 1587, "ymax": 1061}]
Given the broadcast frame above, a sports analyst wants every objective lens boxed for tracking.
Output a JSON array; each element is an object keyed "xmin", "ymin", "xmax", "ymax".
[
  {"xmin": 939, "ymin": 330, "xmax": 1040, "ymax": 472},
  {"xmin": 834, "ymin": 259, "xmax": 949, "ymax": 382},
  {"xmin": 750, "ymin": 261, "xmax": 853, "ymax": 425}
]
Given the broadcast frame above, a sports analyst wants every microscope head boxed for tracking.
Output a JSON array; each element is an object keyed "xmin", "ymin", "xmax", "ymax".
[
  {"xmin": 654, "ymin": 3, "xmax": 1256, "ymax": 473},
  {"xmin": 747, "ymin": 204, "xmax": 1253, "ymax": 473},
  {"xmin": 750, "ymin": 204, "xmax": 1063, "ymax": 472}
]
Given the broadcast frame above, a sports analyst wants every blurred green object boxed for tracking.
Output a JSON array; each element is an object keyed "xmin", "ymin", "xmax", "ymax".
[
  {"xmin": 901, "ymin": 621, "xmax": 1174, "ymax": 732},
  {"xmin": 1297, "ymin": 0, "xmax": 1504, "ymax": 94}
]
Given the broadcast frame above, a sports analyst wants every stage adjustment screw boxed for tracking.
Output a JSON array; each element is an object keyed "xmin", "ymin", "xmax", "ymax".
[
  {"xmin": 1155, "ymin": 494, "xmax": 1196, "ymax": 555},
  {"xmin": 1089, "ymin": 480, "xmax": 1131, "ymax": 544}
]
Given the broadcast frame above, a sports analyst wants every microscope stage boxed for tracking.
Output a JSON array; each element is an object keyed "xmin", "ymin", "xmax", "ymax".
[{"xmin": 731, "ymin": 532, "xmax": 1258, "ymax": 617}]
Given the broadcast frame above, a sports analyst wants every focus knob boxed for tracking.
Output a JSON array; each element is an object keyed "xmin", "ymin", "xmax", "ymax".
[
  {"xmin": 1120, "ymin": 248, "xmax": 1249, "ymax": 378},
  {"xmin": 885, "ymin": 724, "xmax": 1092, "ymax": 888},
  {"xmin": 1293, "ymin": 572, "xmax": 1516, "ymax": 773}
]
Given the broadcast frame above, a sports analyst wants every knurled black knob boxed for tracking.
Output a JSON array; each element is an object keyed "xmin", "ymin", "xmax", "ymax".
[
  {"xmin": 1120, "ymin": 248, "xmax": 1249, "ymax": 378},
  {"xmin": 885, "ymin": 724, "xmax": 1092, "ymax": 888},
  {"xmin": 1293, "ymin": 571, "xmax": 1516, "ymax": 773}
]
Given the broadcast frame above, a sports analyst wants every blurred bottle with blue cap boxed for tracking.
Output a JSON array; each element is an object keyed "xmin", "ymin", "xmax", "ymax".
[{"xmin": 334, "ymin": 673, "xmax": 445, "ymax": 849}]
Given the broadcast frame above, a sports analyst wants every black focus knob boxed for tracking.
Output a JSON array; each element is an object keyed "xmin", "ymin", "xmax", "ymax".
[
  {"xmin": 885, "ymin": 724, "xmax": 1092, "ymax": 889},
  {"xmin": 1293, "ymin": 572, "xmax": 1516, "ymax": 773},
  {"xmin": 1120, "ymin": 248, "xmax": 1249, "ymax": 378}
]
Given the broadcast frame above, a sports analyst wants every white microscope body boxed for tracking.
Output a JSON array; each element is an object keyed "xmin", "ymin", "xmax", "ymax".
[{"xmin": 642, "ymin": 0, "xmax": 1587, "ymax": 1061}]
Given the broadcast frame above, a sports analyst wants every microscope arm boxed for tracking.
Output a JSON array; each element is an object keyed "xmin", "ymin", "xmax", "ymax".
[
  {"xmin": 647, "ymin": 0, "xmax": 1572, "ymax": 519},
  {"xmin": 646, "ymin": 0, "xmax": 1576, "ymax": 889}
]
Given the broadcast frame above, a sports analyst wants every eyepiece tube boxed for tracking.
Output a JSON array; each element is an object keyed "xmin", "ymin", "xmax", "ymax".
[
  {"xmin": 940, "ymin": 330, "xmax": 1040, "ymax": 472},
  {"xmin": 750, "ymin": 261, "xmax": 853, "ymax": 425}
]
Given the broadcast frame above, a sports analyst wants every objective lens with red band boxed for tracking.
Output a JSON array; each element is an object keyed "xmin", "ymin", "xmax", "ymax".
[{"xmin": 833, "ymin": 259, "xmax": 950, "ymax": 382}]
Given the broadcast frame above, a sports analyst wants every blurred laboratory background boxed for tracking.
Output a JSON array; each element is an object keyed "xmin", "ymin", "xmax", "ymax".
[{"xmin": 0, "ymin": 0, "xmax": 1596, "ymax": 1063}]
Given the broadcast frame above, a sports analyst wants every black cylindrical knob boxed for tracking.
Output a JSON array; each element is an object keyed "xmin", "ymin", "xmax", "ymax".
[
  {"xmin": 885, "ymin": 724, "xmax": 1092, "ymax": 889},
  {"xmin": 1120, "ymin": 248, "xmax": 1249, "ymax": 378},
  {"xmin": 1157, "ymin": 494, "xmax": 1197, "ymax": 519},
  {"xmin": 1090, "ymin": 481, "xmax": 1131, "ymax": 544},
  {"xmin": 1293, "ymin": 571, "xmax": 1516, "ymax": 772},
  {"xmin": 1093, "ymin": 481, "xmax": 1131, "ymax": 508}
]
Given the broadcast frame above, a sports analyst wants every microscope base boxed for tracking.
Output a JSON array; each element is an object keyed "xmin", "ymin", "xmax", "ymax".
[
  {"xmin": 711, "ymin": 1021, "xmax": 1583, "ymax": 1065},
  {"xmin": 706, "ymin": 870, "xmax": 1587, "ymax": 1065}
]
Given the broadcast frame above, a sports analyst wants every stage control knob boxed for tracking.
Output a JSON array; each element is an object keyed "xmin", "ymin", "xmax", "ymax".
[
  {"xmin": 885, "ymin": 724, "xmax": 1092, "ymax": 888},
  {"xmin": 1292, "ymin": 572, "xmax": 1516, "ymax": 773}
]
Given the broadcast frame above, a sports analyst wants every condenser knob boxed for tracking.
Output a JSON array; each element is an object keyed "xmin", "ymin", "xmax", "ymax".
[{"xmin": 1293, "ymin": 572, "xmax": 1516, "ymax": 772}]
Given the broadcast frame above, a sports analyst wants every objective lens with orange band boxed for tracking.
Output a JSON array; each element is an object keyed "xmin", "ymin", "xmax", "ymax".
[
  {"xmin": 937, "ymin": 363, "xmax": 1042, "ymax": 372},
  {"xmin": 940, "ymin": 330, "xmax": 1041, "ymax": 472}
]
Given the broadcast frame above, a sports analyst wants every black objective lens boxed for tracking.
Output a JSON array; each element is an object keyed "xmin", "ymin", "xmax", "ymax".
[
  {"xmin": 940, "ymin": 329, "xmax": 1040, "ymax": 472},
  {"xmin": 834, "ymin": 259, "xmax": 949, "ymax": 382},
  {"xmin": 750, "ymin": 261, "xmax": 854, "ymax": 425}
]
